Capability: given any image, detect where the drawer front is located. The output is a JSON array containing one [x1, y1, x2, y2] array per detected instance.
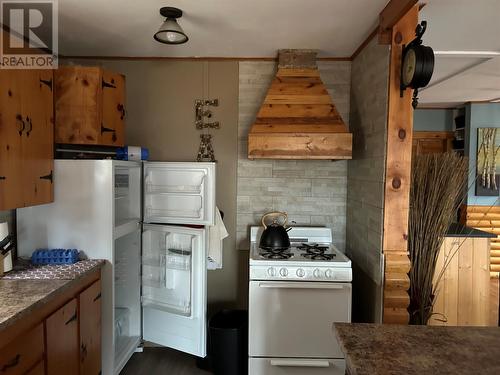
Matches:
[[249, 358, 345, 375], [0, 324, 44, 375], [249, 281, 351, 358]]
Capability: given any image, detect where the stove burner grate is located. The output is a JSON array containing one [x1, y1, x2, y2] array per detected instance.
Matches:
[[298, 243, 335, 260], [259, 248, 292, 260]]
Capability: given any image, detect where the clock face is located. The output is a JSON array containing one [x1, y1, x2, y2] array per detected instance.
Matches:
[[402, 48, 417, 87]]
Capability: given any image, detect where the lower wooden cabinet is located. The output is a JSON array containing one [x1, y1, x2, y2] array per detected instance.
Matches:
[[0, 272, 102, 375], [79, 280, 102, 375], [0, 323, 44, 374], [46, 298, 79, 375]]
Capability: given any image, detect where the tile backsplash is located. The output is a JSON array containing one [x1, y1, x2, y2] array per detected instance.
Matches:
[[237, 61, 351, 251]]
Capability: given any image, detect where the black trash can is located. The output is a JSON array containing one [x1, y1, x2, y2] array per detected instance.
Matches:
[[209, 309, 248, 375]]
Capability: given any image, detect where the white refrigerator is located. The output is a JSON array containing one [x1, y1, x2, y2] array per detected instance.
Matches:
[[17, 159, 216, 375]]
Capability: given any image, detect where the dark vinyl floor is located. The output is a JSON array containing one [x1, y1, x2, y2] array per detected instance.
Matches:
[[120, 347, 212, 375]]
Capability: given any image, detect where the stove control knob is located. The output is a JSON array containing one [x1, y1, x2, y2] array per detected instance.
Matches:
[[313, 268, 321, 278], [267, 267, 276, 277], [325, 269, 333, 279], [280, 268, 288, 277], [296, 268, 305, 278]]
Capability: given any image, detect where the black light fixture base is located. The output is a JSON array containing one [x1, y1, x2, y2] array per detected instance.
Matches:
[[160, 6, 182, 19]]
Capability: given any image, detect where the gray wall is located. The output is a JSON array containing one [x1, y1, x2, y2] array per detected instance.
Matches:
[[237, 61, 351, 252], [465, 103, 500, 206], [414, 109, 453, 132], [346, 38, 390, 323]]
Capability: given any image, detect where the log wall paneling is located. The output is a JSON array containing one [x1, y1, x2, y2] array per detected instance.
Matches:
[[430, 237, 491, 326], [382, 5, 418, 324], [461, 205, 500, 276]]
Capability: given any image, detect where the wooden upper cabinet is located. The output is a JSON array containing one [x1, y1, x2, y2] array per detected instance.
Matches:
[[0, 69, 54, 210], [55, 66, 125, 146], [46, 298, 79, 375], [412, 131, 454, 155], [79, 280, 102, 375]]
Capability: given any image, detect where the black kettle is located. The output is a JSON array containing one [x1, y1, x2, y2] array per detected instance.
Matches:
[[259, 212, 291, 250]]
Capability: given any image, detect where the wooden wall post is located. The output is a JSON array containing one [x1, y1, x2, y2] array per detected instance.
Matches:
[[382, 5, 419, 324]]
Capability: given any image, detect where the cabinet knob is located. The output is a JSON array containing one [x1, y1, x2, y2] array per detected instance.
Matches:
[[101, 124, 117, 142], [102, 79, 116, 89], [16, 114, 25, 136], [40, 78, 53, 90], [25, 116, 32, 137], [1, 354, 20, 371], [0, 176, 5, 180], [65, 310, 78, 325], [40, 170, 53, 183]]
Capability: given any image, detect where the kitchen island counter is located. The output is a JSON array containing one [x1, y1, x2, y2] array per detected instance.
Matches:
[[334, 323, 500, 375]]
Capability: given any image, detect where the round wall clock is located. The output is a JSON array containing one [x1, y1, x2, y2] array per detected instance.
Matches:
[[400, 21, 435, 108]]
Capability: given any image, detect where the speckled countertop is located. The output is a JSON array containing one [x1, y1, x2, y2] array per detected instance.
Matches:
[[334, 323, 500, 375], [0, 260, 104, 333]]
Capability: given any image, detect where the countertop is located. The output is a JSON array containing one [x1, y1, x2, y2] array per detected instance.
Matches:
[[0, 259, 103, 333], [334, 323, 500, 375], [446, 223, 496, 238]]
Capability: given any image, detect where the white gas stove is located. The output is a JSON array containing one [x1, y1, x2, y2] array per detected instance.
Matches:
[[249, 226, 352, 282], [248, 226, 352, 375]]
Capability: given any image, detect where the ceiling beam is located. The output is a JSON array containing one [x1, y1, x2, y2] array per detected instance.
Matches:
[[379, 0, 418, 30]]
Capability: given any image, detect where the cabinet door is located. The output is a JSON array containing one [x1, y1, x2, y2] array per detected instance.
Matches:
[[21, 69, 54, 207], [46, 298, 79, 375], [101, 69, 125, 146], [79, 280, 102, 375], [55, 66, 101, 144], [0, 70, 24, 209], [143, 162, 216, 225], [142, 224, 207, 357], [0, 323, 44, 375]]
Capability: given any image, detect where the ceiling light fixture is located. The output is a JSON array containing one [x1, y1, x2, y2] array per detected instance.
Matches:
[[154, 7, 188, 45]]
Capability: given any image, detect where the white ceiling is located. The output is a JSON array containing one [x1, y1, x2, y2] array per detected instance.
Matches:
[[58, 0, 388, 57], [419, 0, 500, 107]]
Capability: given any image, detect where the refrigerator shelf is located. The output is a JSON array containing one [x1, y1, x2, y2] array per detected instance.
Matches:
[[114, 219, 140, 240], [142, 297, 191, 316], [145, 183, 203, 195], [145, 208, 203, 219]]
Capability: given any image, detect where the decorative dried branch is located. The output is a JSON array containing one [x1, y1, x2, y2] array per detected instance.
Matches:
[[408, 152, 468, 325]]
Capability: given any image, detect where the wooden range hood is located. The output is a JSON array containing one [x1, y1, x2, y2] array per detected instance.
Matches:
[[248, 49, 352, 160]]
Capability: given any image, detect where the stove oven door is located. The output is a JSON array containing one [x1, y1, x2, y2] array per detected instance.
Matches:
[[249, 280, 351, 358]]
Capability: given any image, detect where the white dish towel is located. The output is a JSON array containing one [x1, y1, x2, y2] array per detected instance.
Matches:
[[207, 207, 228, 270]]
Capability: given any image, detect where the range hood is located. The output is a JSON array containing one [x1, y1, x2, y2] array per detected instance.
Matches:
[[248, 49, 352, 160]]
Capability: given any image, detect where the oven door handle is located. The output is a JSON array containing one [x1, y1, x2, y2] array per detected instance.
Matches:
[[258, 282, 345, 290], [270, 359, 331, 368]]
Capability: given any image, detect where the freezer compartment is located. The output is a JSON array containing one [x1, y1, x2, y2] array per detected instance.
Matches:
[[114, 164, 141, 229], [143, 162, 215, 225], [142, 227, 195, 316], [249, 358, 345, 375], [249, 281, 351, 358], [144, 169, 206, 194], [144, 194, 203, 222]]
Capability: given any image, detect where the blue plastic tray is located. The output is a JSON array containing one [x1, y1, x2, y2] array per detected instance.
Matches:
[[31, 249, 80, 265]]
